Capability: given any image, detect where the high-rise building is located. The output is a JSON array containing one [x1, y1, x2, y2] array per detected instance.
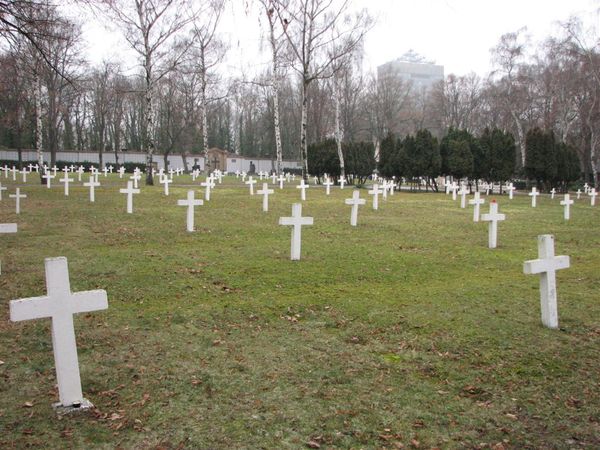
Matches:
[[377, 50, 444, 91]]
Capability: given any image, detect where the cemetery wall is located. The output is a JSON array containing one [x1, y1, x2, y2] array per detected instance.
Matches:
[[0, 149, 301, 172]]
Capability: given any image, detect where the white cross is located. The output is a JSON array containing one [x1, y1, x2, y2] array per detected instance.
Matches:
[[480, 200, 505, 249], [118, 167, 125, 178], [28, 164, 35, 172], [323, 178, 334, 195], [21, 168, 28, 183], [388, 180, 397, 195], [9, 188, 26, 214], [42, 171, 55, 188], [241, 172, 247, 182], [2, 165, 8, 177], [83, 176, 101, 202], [589, 188, 597, 206], [286, 173, 291, 182], [271, 173, 277, 184], [245, 176, 257, 195], [279, 203, 313, 260], [560, 194, 574, 220], [168, 168, 175, 179], [523, 235, 570, 329], [459, 185, 469, 208], [338, 177, 346, 189], [258, 171, 264, 180], [297, 179, 309, 200], [130, 172, 141, 189], [505, 182, 515, 200], [60, 173, 74, 196], [528, 187, 540, 207], [177, 190, 203, 232], [257, 183, 274, 212], [0, 182, 7, 200], [313, 176, 318, 185], [381, 180, 389, 201], [576, 189, 581, 200], [160, 176, 172, 196], [584, 182, 589, 193], [235, 170, 241, 179], [51, 165, 58, 176], [550, 188, 556, 199], [11, 166, 17, 181], [277, 174, 285, 190], [201, 177, 214, 201], [102, 167, 109, 177], [450, 182, 458, 201], [10, 257, 108, 407], [368, 183, 383, 210], [345, 190, 366, 226], [77, 166, 85, 182], [444, 180, 451, 194], [468, 191, 485, 222], [108, 165, 114, 173], [120, 181, 140, 213]]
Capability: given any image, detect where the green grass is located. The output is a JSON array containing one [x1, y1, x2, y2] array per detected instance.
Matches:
[[1, 174, 599, 449]]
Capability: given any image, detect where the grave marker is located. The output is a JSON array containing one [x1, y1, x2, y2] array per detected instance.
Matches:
[[257, 183, 274, 212], [10, 257, 108, 409], [345, 190, 366, 226], [368, 183, 383, 210], [468, 191, 485, 222], [60, 173, 74, 196], [560, 194, 573, 220], [279, 203, 313, 260], [177, 190, 203, 232], [120, 181, 140, 213], [589, 188, 597, 206], [338, 176, 346, 189], [0, 182, 6, 200], [505, 182, 515, 200], [160, 176, 172, 196], [523, 235, 570, 329], [42, 171, 55, 188], [323, 178, 334, 195], [83, 176, 100, 202], [9, 188, 26, 214], [297, 179, 309, 201], [480, 200, 505, 249], [529, 187, 540, 207], [245, 176, 257, 195], [459, 185, 469, 208]]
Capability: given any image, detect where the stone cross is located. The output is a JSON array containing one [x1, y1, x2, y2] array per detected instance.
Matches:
[[60, 173, 74, 196], [323, 178, 334, 195], [9, 188, 26, 214], [118, 167, 125, 178], [313, 176, 318, 185], [505, 182, 515, 200], [235, 170, 241, 179], [286, 173, 291, 182], [480, 200, 505, 249], [297, 179, 309, 201], [11, 166, 17, 180], [550, 188, 556, 199], [560, 194, 574, 220], [77, 166, 85, 182], [102, 167, 109, 177], [368, 183, 383, 210], [130, 172, 141, 189], [589, 188, 597, 206], [576, 189, 581, 200], [51, 165, 58, 176], [120, 181, 140, 213], [108, 165, 114, 173], [257, 183, 274, 212], [584, 182, 589, 193], [338, 176, 346, 189], [21, 168, 28, 183], [468, 191, 485, 222], [523, 235, 570, 329], [381, 180, 388, 201], [450, 182, 458, 200], [345, 190, 366, 226], [241, 172, 247, 182], [270, 173, 277, 184], [277, 174, 285, 190], [459, 185, 469, 208], [0, 182, 7, 200], [160, 176, 172, 196], [83, 176, 100, 202], [245, 176, 257, 195], [10, 257, 108, 408], [279, 203, 313, 260], [42, 171, 55, 188], [388, 180, 397, 195], [444, 180, 451, 194], [201, 177, 214, 201], [177, 190, 203, 232], [168, 168, 175, 179], [528, 187, 540, 207]]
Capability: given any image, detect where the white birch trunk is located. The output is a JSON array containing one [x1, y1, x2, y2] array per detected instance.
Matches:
[[35, 73, 44, 180], [300, 79, 309, 181], [333, 78, 345, 179]]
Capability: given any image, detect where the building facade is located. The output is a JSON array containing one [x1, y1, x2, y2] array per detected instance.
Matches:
[[377, 50, 444, 91]]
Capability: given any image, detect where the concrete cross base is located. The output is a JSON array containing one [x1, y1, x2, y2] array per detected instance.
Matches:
[[53, 398, 94, 416]]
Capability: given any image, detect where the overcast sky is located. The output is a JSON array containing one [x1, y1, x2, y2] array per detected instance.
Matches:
[[77, 0, 598, 78]]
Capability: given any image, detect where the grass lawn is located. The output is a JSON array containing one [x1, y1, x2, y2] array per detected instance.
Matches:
[[0, 174, 599, 449]]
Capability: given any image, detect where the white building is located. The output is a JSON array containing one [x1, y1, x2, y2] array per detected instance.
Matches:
[[377, 50, 444, 91]]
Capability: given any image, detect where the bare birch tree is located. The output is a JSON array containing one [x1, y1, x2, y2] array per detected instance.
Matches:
[[94, 0, 197, 184], [274, 0, 371, 180]]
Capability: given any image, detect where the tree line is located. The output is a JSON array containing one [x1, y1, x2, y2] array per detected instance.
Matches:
[[0, 1, 598, 187]]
